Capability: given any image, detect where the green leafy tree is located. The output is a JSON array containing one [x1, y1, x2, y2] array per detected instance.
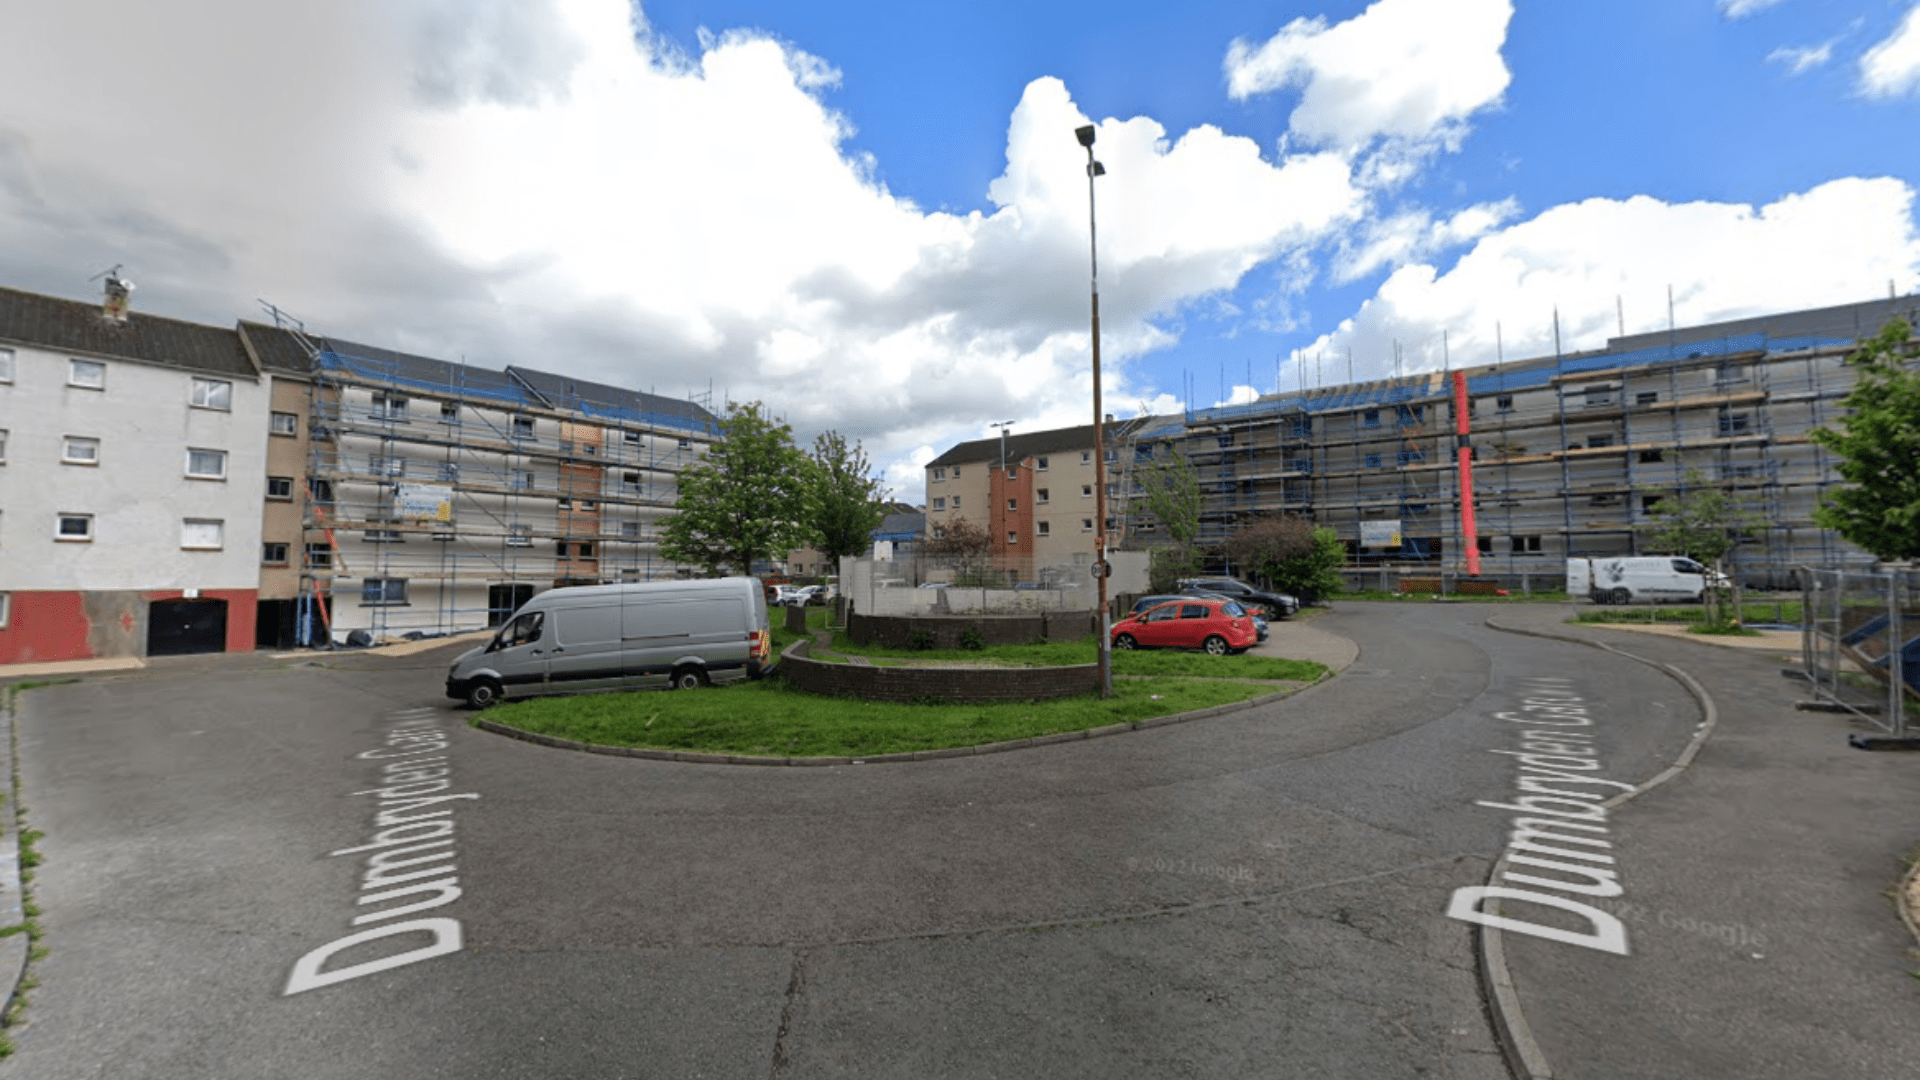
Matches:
[[1264, 525, 1346, 604], [1222, 515, 1315, 581], [1809, 318, 1920, 563], [1147, 543, 1204, 593], [809, 430, 889, 567], [924, 516, 994, 585], [1137, 441, 1204, 545], [1639, 467, 1763, 625], [659, 401, 814, 577]]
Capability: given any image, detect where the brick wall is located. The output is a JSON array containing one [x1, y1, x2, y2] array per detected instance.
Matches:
[[848, 612, 1094, 649], [779, 653, 1097, 703]]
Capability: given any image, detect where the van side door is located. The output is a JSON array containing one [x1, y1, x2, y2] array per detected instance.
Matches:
[[546, 604, 627, 691]]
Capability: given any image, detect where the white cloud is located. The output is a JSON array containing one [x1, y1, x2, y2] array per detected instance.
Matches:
[[1333, 198, 1519, 283], [1860, 3, 1920, 98], [1224, 0, 1514, 156], [0, 0, 1373, 510], [1767, 42, 1833, 75], [1719, 0, 1790, 18], [1300, 178, 1920, 383]]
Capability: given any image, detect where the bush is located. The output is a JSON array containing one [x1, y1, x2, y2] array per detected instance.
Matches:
[[908, 628, 936, 651], [959, 629, 986, 651], [1265, 526, 1346, 604], [1148, 543, 1204, 593]]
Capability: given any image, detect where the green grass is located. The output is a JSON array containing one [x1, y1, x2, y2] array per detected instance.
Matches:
[[1574, 599, 1805, 626], [822, 633, 1326, 682], [1341, 588, 1572, 602], [481, 674, 1300, 758], [1687, 623, 1762, 636]]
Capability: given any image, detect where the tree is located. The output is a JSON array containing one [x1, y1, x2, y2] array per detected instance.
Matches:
[[1809, 317, 1920, 563], [1639, 467, 1763, 625], [923, 516, 995, 585], [809, 430, 889, 570], [1263, 525, 1347, 604], [659, 401, 814, 577], [1137, 442, 1204, 545], [1221, 515, 1315, 581]]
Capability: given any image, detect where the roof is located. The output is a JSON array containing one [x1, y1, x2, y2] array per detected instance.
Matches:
[[875, 511, 925, 540], [0, 284, 257, 379], [237, 320, 315, 375], [928, 423, 1103, 468], [506, 366, 719, 435]]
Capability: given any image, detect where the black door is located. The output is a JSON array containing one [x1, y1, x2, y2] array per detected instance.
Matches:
[[487, 584, 535, 626], [148, 599, 228, 657], [255, 599, 298, 649]]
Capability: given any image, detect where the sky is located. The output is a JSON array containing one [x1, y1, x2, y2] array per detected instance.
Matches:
[[3, 0, 1919, 504]]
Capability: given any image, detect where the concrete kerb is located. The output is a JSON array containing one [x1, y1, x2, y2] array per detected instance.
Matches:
[[469, 630, 1355, 767], [0, 687, 35, 1034], [1475, 615, 1725, 1080]]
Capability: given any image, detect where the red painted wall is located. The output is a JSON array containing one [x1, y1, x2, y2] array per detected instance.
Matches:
[[0, 591, 93, 665]]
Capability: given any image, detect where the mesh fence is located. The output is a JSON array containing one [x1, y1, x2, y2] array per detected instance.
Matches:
[[1800, 567, 1918, 736]]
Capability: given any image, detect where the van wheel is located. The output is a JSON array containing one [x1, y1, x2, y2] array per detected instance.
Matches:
[[465, 678, 502, 710], [1203, 635, 1229, 656], [1609, 588, 1631, 605], [669, 666, 708, 691]]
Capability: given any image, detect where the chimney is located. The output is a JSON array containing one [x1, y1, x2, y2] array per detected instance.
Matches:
[[102, 267, 134, 324]]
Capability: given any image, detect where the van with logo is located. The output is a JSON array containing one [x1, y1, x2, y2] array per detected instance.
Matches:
[[1567, 557, 1728, 604], [445, 577, 772, 708]]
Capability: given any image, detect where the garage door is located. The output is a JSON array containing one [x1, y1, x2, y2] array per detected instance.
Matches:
[[148, 598, 228, 656]]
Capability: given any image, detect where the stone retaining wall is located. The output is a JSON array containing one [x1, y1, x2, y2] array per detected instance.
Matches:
[[847, 611, 1095, 649], [778, 647, 1097, 703]]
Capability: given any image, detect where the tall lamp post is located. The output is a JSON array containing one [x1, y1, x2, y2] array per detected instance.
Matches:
[[1076, 123, 1112, 698]]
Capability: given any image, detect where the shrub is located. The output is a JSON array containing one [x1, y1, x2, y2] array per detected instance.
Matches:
[[959, 629, 986, 651], [908, 628, 936, 651]]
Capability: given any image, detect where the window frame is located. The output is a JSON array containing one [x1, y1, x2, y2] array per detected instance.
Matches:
[[68, 359, 106, 389], [189, 377, 233, 411], [56, 513, 94, 542], [262, 542, 290, 565], [270, 411, 299, 437], [62, 435, 101, 465], [266, 476, 295, 500], [185, 447, 229, 480], [361, 577, 410, 607], [181, 518, 225, 550], [0, 591, 8, 629], [0, 348, 13, 383]]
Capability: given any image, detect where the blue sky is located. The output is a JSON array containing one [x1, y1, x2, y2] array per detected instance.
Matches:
[[2, 0, 1918, 500]]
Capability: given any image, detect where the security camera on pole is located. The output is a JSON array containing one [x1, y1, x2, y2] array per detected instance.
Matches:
[[1075, 123, 1112, 699]]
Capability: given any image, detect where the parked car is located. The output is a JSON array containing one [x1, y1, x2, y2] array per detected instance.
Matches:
[[769, 585, 805, 607], [1111, 598, 1258, 655], [446, 577, 772, 708], [1130, 593, 1267, 642], [1177, 577, 1300, 619]]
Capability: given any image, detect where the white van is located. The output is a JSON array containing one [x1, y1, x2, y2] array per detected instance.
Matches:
[[445, 578, 772, 708], [1568, 557, 1728, 604]]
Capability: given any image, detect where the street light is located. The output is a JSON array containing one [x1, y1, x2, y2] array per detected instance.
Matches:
[[1076, 123, 1112, 698]]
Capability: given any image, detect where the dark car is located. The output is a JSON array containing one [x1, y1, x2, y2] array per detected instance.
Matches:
[[1131, 593, 1268, 642], [1177, 577, 1299, 619]]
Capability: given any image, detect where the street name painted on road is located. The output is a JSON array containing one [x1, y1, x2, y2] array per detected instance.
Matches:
[[1446, 676, 1638, 955], [285, 709, 481, 994]]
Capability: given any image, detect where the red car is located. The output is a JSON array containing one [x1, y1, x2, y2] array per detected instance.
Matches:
[[1111, 599, 1257, 655]]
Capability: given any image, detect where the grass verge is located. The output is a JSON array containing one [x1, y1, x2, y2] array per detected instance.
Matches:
[[1574, 598, 1804, 626], [480, 672, 1309, 758], [822, 633, 1326, 682], [0, 682, 61, 1058], [1340, 589, 1572, 603]]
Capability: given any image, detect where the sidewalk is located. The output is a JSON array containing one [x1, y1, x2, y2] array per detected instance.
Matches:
[[1483, 606, 1920, 1079], [0, 630, 492, 683]]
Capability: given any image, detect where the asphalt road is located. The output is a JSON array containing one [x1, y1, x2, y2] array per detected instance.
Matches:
[[6, 605, 1705, 1079]]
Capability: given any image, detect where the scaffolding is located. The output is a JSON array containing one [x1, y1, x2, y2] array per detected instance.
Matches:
[[297, 341, 718, 642], [1113, 301, 1920, 587]]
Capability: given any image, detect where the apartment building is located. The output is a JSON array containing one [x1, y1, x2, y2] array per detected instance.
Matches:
[[924, 295, 1918, 587], [925, 424, 1123, 563], [0, 284, 269, 663], [0, 280, 720, 660]]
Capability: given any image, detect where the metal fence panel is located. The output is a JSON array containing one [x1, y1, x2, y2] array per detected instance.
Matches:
[[1800, 567, 1916, 737]]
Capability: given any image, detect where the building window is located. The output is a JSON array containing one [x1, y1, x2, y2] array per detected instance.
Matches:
[[267, 476, 295, 500], [63, 435, 101, 465], [1642, 494, 1664, 513], [1510, 535, 1543, 554], [0, 592, 8, 628], [1218, 434, 1235, 448], [932, 526, 946, 539], [677, 437, 692, 449], [190, 378, 233, 411], [576, 542, 596, 558], [1586, 436, 1613, 449], [1006, 466, 1018, 480], [364, 517, 404, 542], [580, 500, 598, 510], [621, 521, 641, 537], [262, 542, 290, 565], [1364, 453, 1382, 469], [367, 455, 404, 478], [57, 513, 94, 541], [623, 429, 642, 444], [1718, 410, 1751, 435], [271, 411, 298, 437], [183, 448, 227, 480], [1635, 391, 1659, 406], [1007, 531, 1018, 545], [181, 519, 224, 550], [556, 541, 569, 556], [1036, 456, 1049, 471], [362, 578, 409, 606], [513, 470, 535, 490], [0, 428, 7, 463], [1037, 521, 1051, 537], [1398, 449, 1426, 466], [1496, 394, 1513, 411], [1081, 484, 1092, 498], [69, 359, 106, 389], [371, 393, 408, 420], [1363, 409, 1380, 428], [1007, 498, 1017, 511], [1037, 488, 1049, 504], [0, 348, 12, 383], [1395, 404, 1424, 425], [513, 416, 535, 437], [557, 497, 572, 509], [1581, 386, 1614, 408], [1476, 536, 1494, 554], [1081, 451, 1092, 465], [309, 479, 333, 505], [441, 402, 459, 421], [1291, 457, 1312, 474], [932, 467, 946, 481], [1638, 449, 1664, 463], [951, 496, 961, 508], [507, 524, 533, 547], [952, 466, 962, 478], [1082, 518, 1094, 532], [304, 542, 333, 568], [932, 497, 946, 510]]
